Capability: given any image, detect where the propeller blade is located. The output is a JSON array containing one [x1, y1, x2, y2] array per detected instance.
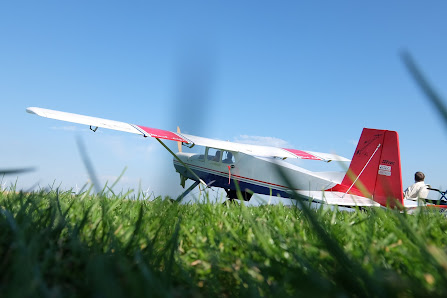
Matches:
[[177, 126, 182, 153]]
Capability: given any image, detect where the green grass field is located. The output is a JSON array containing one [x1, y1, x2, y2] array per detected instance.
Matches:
[[1, 187, 447, 297]]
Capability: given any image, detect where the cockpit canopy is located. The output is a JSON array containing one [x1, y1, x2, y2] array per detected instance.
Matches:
[[198, 147, 236, 164]]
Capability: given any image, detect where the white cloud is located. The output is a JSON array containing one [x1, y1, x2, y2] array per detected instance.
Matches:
[[348, 139, 358, 146], [50, 125, 102, 133], [99, 174, 133, 184], [233, 135, 290, 147], [89, 134, 160, 162], [50, 125, 80, 132]]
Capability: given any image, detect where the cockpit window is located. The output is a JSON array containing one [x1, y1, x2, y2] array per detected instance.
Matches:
[[207, 148, 221, 162], [198, 147, 205, 160], [222, 151, 236, 164]]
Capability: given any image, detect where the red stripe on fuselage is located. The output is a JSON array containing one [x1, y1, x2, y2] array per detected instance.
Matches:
[[427, 205, 447, 209]]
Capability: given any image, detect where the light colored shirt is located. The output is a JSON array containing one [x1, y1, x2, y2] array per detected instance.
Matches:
[[404, 181, 429, 200]]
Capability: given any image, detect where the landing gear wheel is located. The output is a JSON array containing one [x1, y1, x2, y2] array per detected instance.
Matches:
[[224, 189, 252, 202]]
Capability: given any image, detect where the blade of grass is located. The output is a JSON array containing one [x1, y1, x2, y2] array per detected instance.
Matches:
[[401, 51, 447, 131], [76, 136, 101, 194], [275, 163, 384, 297]]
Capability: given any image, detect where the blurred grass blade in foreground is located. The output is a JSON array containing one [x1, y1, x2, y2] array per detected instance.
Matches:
[[274, 163, 383, 297], [0, 167, 35, 175], [401, 51, 447, 132], [76, 136, 101, 194]]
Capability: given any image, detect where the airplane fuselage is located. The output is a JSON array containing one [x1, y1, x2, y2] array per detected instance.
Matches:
[[173, 149, 342, 199]]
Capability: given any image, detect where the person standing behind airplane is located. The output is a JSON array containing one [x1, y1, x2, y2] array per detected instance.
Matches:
[[404, 171, 429, 200]]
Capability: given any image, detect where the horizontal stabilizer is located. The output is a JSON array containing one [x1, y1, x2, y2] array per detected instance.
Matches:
[[296, 190, 381, 207]]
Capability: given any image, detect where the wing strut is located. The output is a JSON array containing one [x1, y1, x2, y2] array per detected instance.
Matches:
[[176, 180, 200, 202], [155, 138, 207, 187]]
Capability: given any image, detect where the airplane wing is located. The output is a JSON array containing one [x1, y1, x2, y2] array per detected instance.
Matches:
[[26, 107, 350, 162]]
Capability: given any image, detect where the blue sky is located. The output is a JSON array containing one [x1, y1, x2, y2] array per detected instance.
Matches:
[[1, 1, 446, 201]]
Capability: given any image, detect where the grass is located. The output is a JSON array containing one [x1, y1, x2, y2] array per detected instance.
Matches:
[[2, 186, 447, 297]]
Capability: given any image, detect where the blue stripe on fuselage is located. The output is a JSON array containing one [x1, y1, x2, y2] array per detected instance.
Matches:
[[174, 162, 291, 198]]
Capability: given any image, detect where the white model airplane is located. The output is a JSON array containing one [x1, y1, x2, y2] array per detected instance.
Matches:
[[26, 107, 445, 210]]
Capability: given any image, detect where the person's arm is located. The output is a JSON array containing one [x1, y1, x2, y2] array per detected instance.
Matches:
[[404, 184, 418, 200]]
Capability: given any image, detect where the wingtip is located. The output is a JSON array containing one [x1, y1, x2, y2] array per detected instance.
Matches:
[[26, 107, 46, 117], [26, 107, 36, 114]]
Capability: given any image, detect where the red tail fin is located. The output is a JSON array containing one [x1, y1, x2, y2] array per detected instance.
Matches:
[[330, 128, 403, 208]]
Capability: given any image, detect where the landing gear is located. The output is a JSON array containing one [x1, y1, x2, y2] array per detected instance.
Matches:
[[224, 189, 252, 202]]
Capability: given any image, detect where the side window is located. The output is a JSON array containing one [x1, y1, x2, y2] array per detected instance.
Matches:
[[222, 151, 235, 164], [198, 147, 205, 161], [207, 148, 222, 162]]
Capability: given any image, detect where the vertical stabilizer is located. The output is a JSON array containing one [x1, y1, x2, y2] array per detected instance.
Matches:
[[330, 128, 403, 208]]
